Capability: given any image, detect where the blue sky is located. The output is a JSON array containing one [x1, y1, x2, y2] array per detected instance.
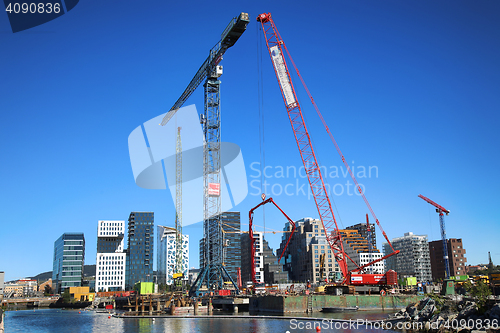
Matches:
[[1, 1, 499, 281]]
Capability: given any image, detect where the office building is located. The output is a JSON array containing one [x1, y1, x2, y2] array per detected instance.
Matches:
[[241, 232, 288, 285], [383, 232, 432, 283], [96, 220, 126, 292], [429, 238, 467, 280], [52, 233, 85, 293], [262, 238, 289, 284], [346, 222, 377, 251], [339, 229, 385, 274], [277, 217, 341, 284], [241, 231, 264, 284], [17, 279, 37, 296], [199, 211, 241, 283], [126, 212, 154, 289], [157, 225, 189, 285], [4, 284, 23, 297]]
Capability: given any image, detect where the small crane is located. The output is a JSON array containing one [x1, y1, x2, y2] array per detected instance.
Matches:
[[418, 194, 451, 279]]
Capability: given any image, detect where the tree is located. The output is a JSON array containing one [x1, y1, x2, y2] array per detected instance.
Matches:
[[62, 288, 72, 303], [44, 284, 52, 296], [464, 280, 492, 313]]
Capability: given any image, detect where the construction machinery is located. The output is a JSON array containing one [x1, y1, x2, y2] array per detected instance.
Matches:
[[248, 196, 296, 285], [256, 12, 399, 292], [160, 12, 249, 297], [418, 194, 451, 279]]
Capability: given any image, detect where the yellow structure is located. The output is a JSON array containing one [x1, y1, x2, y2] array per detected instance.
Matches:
[[69, 286, 94, 301]]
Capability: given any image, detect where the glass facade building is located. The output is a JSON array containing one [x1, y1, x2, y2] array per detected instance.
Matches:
[[52, 233, 85, 293], [199, 211, 241, 283], [125, 212, 154, 289]]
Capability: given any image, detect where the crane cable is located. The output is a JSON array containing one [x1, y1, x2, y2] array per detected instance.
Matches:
[[287, 54, 345, 229], [256, 22, 266, 235]]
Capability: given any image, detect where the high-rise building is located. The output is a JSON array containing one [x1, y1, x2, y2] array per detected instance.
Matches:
[[346, 223, 377, 251], [241, 232, 288, 285], [277, 217, 340, 284], [383, 232, 432, 283], [241, 231, 264, 284], [338, 229, 385, 274], [429, 238, 467, 280], [126, 212, 154, 289], [157, 225, 189, 285], [96, 220, 126, 292], [0, 271, 5, 296], [199, 211, 241, 283], [262, 238, 289, 284], [52, 233, 85, 293]]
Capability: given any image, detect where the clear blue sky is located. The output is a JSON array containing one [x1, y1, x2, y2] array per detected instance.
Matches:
[[1, 1, 499, 281]]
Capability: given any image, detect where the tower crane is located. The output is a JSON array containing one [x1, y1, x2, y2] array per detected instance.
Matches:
[[418, 194, 451, 279], [173, 127, 183, 283], [159, 12, 249, 297], [256, 13, 399, 288]]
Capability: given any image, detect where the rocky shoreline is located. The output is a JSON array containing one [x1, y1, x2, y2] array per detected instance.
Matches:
[[387, 296, 500, 332]]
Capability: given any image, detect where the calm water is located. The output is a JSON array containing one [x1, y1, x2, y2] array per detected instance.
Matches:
[[5, 308, 402, 332]]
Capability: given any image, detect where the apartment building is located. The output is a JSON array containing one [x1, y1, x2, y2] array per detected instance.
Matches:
[[339, 229, 385, 274], [429, 238, 467, 280], [383, 232, 432, 283]]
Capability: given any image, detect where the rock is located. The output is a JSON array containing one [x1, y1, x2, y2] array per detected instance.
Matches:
[[407, 305, 418, 318], [458, 301, 478, 320], [486, 303, 500, 321], [419, 304, 437, 321]]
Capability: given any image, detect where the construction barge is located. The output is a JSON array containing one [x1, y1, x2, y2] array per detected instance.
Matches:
[[115, 293, 422, 316]]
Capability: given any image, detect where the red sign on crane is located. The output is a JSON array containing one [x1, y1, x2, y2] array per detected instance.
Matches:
[[208, 183, 220, 196]]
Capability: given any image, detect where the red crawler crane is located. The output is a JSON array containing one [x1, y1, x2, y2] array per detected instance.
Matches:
[[256, 12, 399, 288]]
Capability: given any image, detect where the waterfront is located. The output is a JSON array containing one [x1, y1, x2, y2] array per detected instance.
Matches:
[[5, 308, 402, 332]]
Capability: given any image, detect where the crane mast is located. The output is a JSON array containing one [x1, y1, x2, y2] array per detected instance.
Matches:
[[175, 127, 183, 277], [419, 194, 451, 279], [161, 13, 249, 297]]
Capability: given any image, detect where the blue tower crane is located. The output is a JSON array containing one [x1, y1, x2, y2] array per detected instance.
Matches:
[[419, 194, 451, 279], [160, 13, 249, 297]]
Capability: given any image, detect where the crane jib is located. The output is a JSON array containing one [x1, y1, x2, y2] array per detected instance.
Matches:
[[160, 12, 249, 127], [270, 45, 296, 107]]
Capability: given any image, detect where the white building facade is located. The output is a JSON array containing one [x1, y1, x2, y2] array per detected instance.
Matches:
[[96, 220, 126, 292], [157, 225, 189, 285], [383, 232, 432, 283]]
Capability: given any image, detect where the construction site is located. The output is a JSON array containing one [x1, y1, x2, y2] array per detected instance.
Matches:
[[113, 11, 459, 316]]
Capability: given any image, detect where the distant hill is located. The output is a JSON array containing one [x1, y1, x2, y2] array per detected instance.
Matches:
[[30, 265, 96, 282]]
